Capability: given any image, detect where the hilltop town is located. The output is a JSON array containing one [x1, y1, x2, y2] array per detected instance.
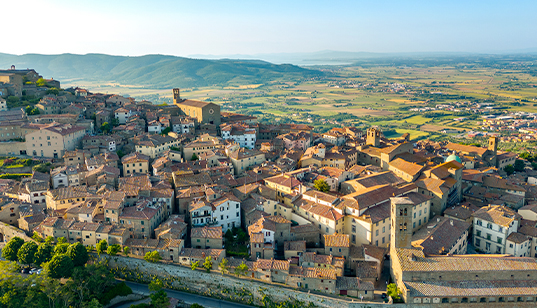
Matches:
[[4, 67, 537, 306]]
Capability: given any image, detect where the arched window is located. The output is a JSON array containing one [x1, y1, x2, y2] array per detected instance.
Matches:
[[399, 209, 403, 216], [399, 223, 403, 231], [404, 208, 408, 216], [403, 223, 407, 231]]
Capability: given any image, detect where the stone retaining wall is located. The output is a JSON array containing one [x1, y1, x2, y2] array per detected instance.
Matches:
[[107, 256, 537, 308]]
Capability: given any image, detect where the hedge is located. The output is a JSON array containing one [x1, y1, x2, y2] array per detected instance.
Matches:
[[0, 173, 32, 180]]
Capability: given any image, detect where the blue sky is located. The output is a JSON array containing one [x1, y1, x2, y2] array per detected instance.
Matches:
[[4, 0, 537, 56]]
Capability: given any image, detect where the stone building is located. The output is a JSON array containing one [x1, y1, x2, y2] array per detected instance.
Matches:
[[389, 196, 537, 305], [173, 88, 221, 126]]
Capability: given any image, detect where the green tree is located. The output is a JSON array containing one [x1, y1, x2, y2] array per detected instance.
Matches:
[[219, 258, 229, 275], [149, 278, 164, 292], [67, 242, 89, 266], [96, 239, 108, 255], [46, 254, 74, 278], [504, 164, 515, 175], [203, 256, 212, 273], [144, 251, 161, 263], [32, 163, 50, 173], [31, 232, 44, 243], [106, 244, 121, 256], [514, 159, 525, 172], [191, 153, 199, 161], [532, 161, 537, 170], [161, 127, 171, 135], [81, 298, 103, 308], [1, 237, 25, 261], [7, 96, 20, 104], [190, 304, 205, 308], [46, 88, 60, 95], [235, 262, 248, 277], [190, 260, 199, 271], [100, 122, 111, 134], [123, 246, 130, 256], [44, 236, 55, 245], [36, 78, 48, 87], [148, 279, 169, 308], [314, 179, 330, 192], [17, 241, 38, 266], [34, 243, 54, 266], [54, 242, 70, 255], [387, 283, 402, 300]]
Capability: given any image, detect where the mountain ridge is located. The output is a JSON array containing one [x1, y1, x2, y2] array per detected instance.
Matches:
[[0, 53, 323, 88]]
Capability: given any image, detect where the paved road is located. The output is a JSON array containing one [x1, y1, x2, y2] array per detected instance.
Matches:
[[120, 280, 255, 308]]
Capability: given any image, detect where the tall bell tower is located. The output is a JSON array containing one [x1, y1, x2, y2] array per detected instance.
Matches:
[[390, 197, 414, 249], [173, 88, 181, 104]]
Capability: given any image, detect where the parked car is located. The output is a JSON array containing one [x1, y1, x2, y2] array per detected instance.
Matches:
[[29, 268, 40, 274], [21, 267, 30, 274]]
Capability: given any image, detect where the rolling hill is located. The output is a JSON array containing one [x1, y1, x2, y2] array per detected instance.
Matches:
[[0, 53, 324, 88]]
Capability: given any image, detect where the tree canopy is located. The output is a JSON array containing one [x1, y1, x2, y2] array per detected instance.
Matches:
[[67, 242, 89, 266], [314, 179, 330, 192], [1, 237, 25, 261], [96, 239, 108, 255], [46, 254, 74, 278], [34, 243, 54, 266], [17, 241, 38, 266], [203, 256, 212, 273], [144, 251, 161, 263]]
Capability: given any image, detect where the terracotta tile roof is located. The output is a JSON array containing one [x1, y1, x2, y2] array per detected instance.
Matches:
[[324, 233, 350, 248], [264, 174, 302, 189], [343, 183, 417, 211], [283, 241, 306, 251], [412, 216, 471, 256], [291, 223, 319, 235], [289, 266, 336, 279], [49, 186, 93, 201], [303, 190, 339, 204], [354, 261, 378, 279], [299, 200, 344, 221], [255, 259, 290, 271], [174, 172, 213, 188], [396, 247, 537, 272], [336, 277, 374, 291], [121, 152, 150, 163], [462, 169, 485, 183], [472, 205, 521, 227], [519, 225, 537, 237], [405, 280, 537, 297], [363, 244, 387, 262], [191, 226, 222, 239], [443, 202, 480, 221], [348, 171, 405, 189], [506, 232, 530, 244], [446, 143, 488, 156], [389, 158, 425, 177]]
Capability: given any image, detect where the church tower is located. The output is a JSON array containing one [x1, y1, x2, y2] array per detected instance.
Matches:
[[173, 88, 182, 104], [487, 136, 498, 154], [390, 197, 414, 249], [366, 128, 381, 147], [487, 136, 498, 167]]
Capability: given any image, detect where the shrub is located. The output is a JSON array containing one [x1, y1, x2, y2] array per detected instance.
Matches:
[[100, 282, 133, 305]]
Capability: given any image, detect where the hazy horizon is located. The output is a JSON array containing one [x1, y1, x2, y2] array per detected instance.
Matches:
[[3, 0, 537, 57]]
